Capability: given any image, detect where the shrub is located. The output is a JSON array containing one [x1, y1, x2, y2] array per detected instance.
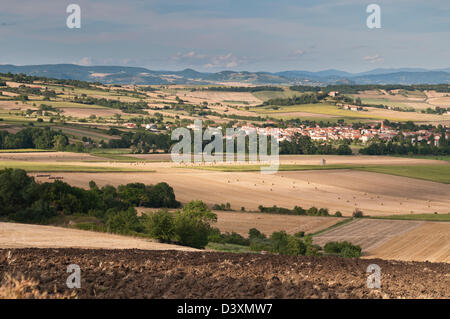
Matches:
[[335, 211, 342, 217], [269, 231, 290, 254], [286, 236, 307, 256], [174, 213, 210, 249], [145, 209, 175, 242], [173, 200, 217, 249], [324, 241, 362, 258], [294, 231, 305, 238], [352, 209, 364, 218], [105, 208, 142, 235], [249, 228, 266, 240], [249, 237, 272, 252]]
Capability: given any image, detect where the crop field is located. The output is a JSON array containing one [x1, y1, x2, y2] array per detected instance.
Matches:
[[1, 249, 448, 298], [37, 165, 450, 217], [369, 222, 450, 262], [252, 103, 450, 123], [214, 212, 344, 237], [313, 219, 450, 263], [0, 223, 195, 251], [197, 163, 450, 183]]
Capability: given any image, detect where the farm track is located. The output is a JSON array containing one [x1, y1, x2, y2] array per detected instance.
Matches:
[[1, 249, 448, 299]]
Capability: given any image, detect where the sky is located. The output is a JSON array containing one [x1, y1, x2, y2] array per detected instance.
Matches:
[[0, 0, 449, 73]]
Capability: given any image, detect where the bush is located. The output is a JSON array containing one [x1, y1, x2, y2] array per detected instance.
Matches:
[[145, 209, 175, 242], [105, 208, 142, 235], [173, 200, 217, 249], [352, 209, 364, 218], [335, 211, 343, 217], [249, 237, 272, 252], [270, 231, 290, 254], [174, 213, 210, 249], [324, 241, 362, 258], [212, 203, 232, 211], [249, 228, 266, 240], [286, 236, 307, 256]]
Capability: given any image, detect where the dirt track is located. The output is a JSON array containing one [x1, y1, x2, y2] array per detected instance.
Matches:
[[1, 249, 448, 299]]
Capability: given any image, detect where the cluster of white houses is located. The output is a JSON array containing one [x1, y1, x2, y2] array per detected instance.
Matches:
[[234, 123, 448, 146], [124, 121, 449, 146]]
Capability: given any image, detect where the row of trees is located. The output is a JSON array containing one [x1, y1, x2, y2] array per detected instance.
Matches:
[[360, 139, 450, 155], [290, 84, 450, 94], [0, 127, 69, 150], [0, 169, 179, 225], [71, 96, 148, 114], [197, 86, 284, 93], [280, 134, 353, 155], [103, 130, 173, 153], [263, 93, 327, 106]]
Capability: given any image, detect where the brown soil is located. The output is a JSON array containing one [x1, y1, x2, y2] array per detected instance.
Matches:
[[0, 249, 448, 299]]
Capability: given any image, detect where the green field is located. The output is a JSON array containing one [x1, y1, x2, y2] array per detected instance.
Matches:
[[252, 88, 300, 102], [42, 101, 110, 109], [195, 164, 450, 183], [206, 242, 253, 253], [89, 152, 143, 162], [360, 165, 450, 184], [392, 155, 450, 162], [251, 103, 406, 121], [371, 213, 450, 222]]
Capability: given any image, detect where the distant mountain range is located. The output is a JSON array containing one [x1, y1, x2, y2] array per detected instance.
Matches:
[[1, 64, 449, 86]]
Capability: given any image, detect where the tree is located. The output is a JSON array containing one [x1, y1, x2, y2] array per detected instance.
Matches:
[[105, 208, 141, 235], [270, 231, 290, 255], [173, 200, 217, 249], [353, 209, 364, 218], [145, 209, 175, 242]]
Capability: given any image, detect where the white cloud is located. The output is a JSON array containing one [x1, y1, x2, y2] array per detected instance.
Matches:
[[74, 57, 92, 66], [363, 54, 384, 63]]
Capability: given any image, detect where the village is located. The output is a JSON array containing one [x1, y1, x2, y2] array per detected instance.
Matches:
[[185, 122, 450, 146]]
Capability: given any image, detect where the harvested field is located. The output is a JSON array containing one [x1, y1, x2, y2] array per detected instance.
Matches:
[[37, 166, 450, 217], [1, 249, 448, 298], [313, 219, 450, 263], [214, 212, 343, 237], [58, 107, 123, 118], [369, 223, 450, 263], [313, 219, 424, 251], [0, 152, 104, 162], [4, 154, 449, 216], [0, 222, 195, 251]]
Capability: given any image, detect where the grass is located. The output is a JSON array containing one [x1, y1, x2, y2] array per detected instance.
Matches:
[[252, 88, 300, 102], [391, 155, 450, 162], [370, 213, 450, 222], [206, 242, 253, 253], [251, 103, 416, 122], [42, 101, 109, 109], [359, 165, 450, 184], [0, 161, 155, 172], [310, 218, 355, 237], [194, 163, 450, 183], [89, 153, 143, 162]]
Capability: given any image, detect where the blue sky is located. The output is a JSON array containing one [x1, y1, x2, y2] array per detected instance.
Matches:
[[0, 0, 449, 72]]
